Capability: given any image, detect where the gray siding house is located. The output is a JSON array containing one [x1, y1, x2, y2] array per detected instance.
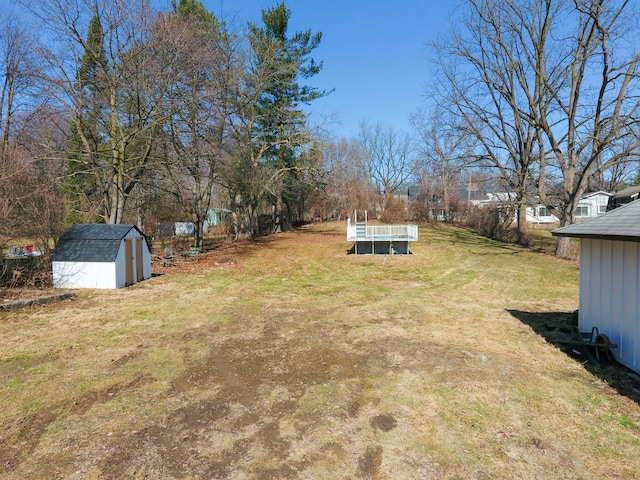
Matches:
[[553, 200, 640, 374]]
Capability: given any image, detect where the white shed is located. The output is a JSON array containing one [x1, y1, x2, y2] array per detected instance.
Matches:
[[53, 224, 152, 289], [553, 200, 640, 374]]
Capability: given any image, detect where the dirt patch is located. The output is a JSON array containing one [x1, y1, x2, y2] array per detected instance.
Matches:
[[99, 329, 375, 479], [357, 445, 383, 479], [370, 413, 397, 432]]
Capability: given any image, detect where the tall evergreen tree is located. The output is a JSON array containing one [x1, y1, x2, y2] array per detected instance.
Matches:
[[77, 15, 108, 90], [247, 2, 328, 230], [172, 0, 215, 22]]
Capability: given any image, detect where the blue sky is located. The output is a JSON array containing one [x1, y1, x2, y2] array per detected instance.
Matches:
[[202, 1, 458, 138]]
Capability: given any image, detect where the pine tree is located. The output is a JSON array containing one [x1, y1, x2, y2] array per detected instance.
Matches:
[[247, 2, 329, 229]]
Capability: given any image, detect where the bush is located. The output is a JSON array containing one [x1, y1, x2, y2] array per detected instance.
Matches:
[[380, 196, 408, 223], [0, 255, 52, 289], [467, 205, 519, 243]]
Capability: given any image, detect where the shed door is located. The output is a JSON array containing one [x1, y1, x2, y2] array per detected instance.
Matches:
[[135, 237, 144, 282], [124, 238, 134, 286]]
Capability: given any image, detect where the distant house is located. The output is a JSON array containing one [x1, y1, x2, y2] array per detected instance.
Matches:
[[165, 209, 233, 237], [527, 191, 611, 224], [575, 191, 612, 221], [607, 185, 640, 211], [206, 208, 232, 226], [53, 224, 151, 289], [174, 222, 196, 236], [469, 190, 516, 208], [526, 204, 558, 224], [468, 186, 611, 225], [552, 200, 640, 374]]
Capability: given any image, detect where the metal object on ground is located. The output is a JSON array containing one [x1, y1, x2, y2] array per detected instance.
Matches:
[[560, 326, 618, 367]]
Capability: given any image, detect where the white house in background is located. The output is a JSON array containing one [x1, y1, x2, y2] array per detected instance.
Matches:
[[468, 189, 611, 225], [53, 224, 151, 289], [574, 191, 612, 222], [528, 191, 612, 224], [526, 204, 558, 224], [469, 191, 516, 208], [552, 199, 640, 374]]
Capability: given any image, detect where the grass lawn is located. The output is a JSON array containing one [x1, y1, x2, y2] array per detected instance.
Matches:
[[527, 226, 580, 258], [1, 222, 639, 479]]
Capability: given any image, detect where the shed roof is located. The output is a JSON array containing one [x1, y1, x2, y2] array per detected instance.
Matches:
[[53, 224, 147, 262], [552, 200, 640, 242]]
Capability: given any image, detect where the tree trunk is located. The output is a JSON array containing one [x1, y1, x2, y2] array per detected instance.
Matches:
[[555, 236, 572, 259], [442, 186, 450, 222], [516, 202, 529, 246], [193, 219, 203, 249], [555, 209, 575, 259]]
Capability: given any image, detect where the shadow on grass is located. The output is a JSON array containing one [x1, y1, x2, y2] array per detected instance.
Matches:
[[426, 225, 524, 255], [508, 309, 640, 405]]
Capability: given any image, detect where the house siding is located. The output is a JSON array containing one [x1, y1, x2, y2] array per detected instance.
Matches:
[[53, 262, 117, 289], [579, 239, 640, 373], [575, 192, 611, 222]]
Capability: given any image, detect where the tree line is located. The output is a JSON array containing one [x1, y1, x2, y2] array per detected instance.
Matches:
[[1, 0, 332, 251]]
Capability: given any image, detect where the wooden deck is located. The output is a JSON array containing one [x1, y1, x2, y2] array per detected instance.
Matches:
[[347, 220, 418, 255]]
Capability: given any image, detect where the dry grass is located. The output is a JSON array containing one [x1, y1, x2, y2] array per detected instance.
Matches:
[[527, 226, 580, 258], [1, 222, 639, 479]]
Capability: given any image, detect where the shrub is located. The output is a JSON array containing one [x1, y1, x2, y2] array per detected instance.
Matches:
[[467, 205, 519, 243]]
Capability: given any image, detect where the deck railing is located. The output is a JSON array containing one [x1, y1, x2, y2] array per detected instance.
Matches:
[[347, 223, 418, 242]]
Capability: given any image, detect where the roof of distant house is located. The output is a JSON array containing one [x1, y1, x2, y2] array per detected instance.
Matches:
[[581, 190, 613, 199], [552, 199, 640, 242], [611, 185, 640, 201]]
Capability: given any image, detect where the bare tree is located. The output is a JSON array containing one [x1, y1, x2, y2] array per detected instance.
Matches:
[[412, 107, 474, 221], [312, 135, 376, 220], [589, 158, 639, 192], [151, 5, 240, 248], [20, 0, 171, 225], [0, 101, 67, 289], [534, 0, 640, 257], [433, 0, 640, 256], [358, 122, 417, 213], [0, 10, 38, 157], [0, 7, 64, 258], [12, 104, 67, 250], [432, 0, 549, 244]]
